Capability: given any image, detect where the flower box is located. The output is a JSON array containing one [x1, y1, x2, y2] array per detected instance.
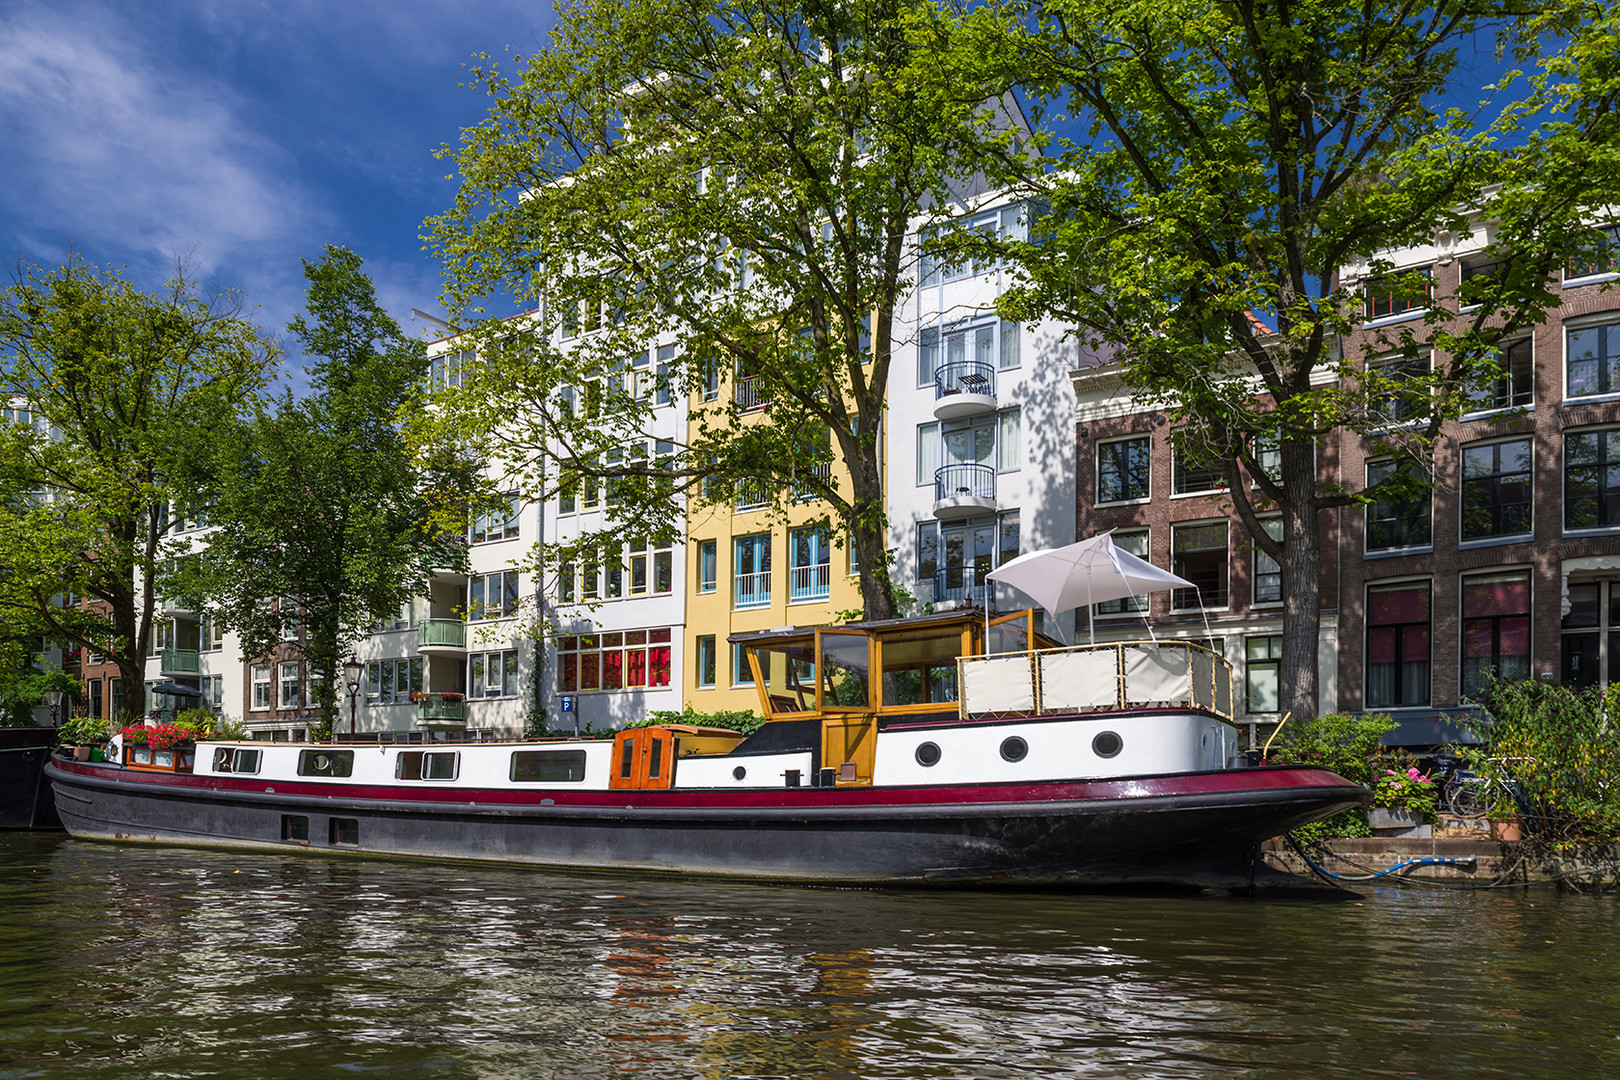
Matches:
[[1369, 807, 1432, 838], [123, 743, 196, 773]]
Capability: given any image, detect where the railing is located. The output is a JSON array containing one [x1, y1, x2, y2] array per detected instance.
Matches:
[[957, 641, 1234, 721], [735, 375, 768, 412], [934, 463, 995, 503], [935, 360, 996, 401], [418, 619, 467, 649], [735, 570, 772, 609], [933, 565, 990, 608], [792, 463, 831, 502], [160, 649, 200, 674], [416, 694, 468, 723], [789, 563, 831, 602]]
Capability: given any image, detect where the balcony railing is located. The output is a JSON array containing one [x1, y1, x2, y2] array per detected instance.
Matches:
[[789, 563, 831, 603], [792, 462, 832, 502], [933, 565, 991, 609], [418, 619, 467, 649], [415, 694, 468, 724], [735, 570, 772, 609], [160, 649, 200, 674], [932, 464, 997, 523], [935, 361, 996, 404], [735, 374, 769, 412]]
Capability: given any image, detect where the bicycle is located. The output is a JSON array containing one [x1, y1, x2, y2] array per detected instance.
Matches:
[[1441, 756, 1530, 819]]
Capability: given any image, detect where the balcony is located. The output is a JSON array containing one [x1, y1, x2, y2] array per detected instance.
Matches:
[[415, 693, 467, 725], [933, 361, 996, 421], [789, 562, 831, 603], [932, 463, 997, 521], [735, 570, 772, 609], [735, 374, 769, 412], [160, 596, 198, 619], [933, 565, 991, 610], [160, 649, 200, 675], [425, 537, 470, 581], [417, 618, 468, 654]]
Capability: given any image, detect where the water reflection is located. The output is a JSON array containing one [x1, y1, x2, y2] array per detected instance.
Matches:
[[1, 834, 1617, 1078]]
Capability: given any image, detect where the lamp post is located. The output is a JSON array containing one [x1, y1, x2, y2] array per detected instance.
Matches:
[[44, 687, 63, 729], [343, 657, 363, 740]]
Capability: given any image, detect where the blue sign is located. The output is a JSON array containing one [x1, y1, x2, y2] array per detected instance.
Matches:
[[560, 695, 575, 714]]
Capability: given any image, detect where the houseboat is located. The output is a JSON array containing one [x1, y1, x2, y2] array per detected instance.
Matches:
[[45, 607, 1365, 889]]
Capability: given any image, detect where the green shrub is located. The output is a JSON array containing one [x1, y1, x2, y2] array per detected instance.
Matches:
[[57, 716, 109, 745], [635, 705, 767, 736], [1268, 711, 1394, 787]]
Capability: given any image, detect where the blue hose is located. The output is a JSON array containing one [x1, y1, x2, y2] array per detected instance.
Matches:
[[1285, 833, 1478, 883]]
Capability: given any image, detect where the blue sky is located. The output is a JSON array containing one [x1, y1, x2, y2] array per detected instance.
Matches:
[[0, 0, 559, 372]]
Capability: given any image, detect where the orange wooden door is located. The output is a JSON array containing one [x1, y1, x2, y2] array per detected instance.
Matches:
[[608, 728, 675, 790]]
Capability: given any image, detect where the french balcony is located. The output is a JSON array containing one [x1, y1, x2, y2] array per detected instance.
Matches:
[[933, 361, 997, 420], [735, 570, 772, 609], [932, 463, 997, 521], [414, 693, 467, 725], [789, 562, 831, 603], [933, 565, 992, 610], [417, 618, 468, 655], [159, 648, 200, 675], [735, 374, 769, 412]]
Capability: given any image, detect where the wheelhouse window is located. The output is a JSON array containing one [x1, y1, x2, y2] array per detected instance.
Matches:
[[510, 749, 588, 783], [1461, 439, 1532, 541], [1366, 582, 1431, 709], [1171, 521, 1228, 610], [1363, 267, 1432, 320], [1095, 528, 1149, 616], [1567, 320, 1620, 399], [1564, 428, 1620, 530], [1464, 339, 1533, 412], [1366, 459, 1432, 551], [396, 751, 460, 781], [297, 750, 354, 778], [1461, 572, 1531, 699], [1097, 436, 1150, 503]]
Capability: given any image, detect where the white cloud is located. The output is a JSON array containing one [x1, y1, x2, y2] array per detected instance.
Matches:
[[0, 3, 322, 275]]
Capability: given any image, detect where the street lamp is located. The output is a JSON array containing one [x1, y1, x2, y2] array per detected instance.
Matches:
[[44, 687, 63, 728], [343, 656, 363, 740], [342, 656, 364, 739]]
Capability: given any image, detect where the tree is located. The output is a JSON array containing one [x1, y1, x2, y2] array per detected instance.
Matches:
[[422, 0, 1017, 619], [946, 0, 1620, 716], [166, 246, 443, 738], [0, 257, 275, 724]]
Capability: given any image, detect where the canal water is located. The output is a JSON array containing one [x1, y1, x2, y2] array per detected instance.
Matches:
[[1, 834, 1616, 1079]]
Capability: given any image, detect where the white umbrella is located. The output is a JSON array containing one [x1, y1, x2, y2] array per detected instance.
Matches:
[[986, 532, 1199, 643]]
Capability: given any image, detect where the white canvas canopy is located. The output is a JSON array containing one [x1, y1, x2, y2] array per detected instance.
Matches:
[[985, 532, 1204, 643]]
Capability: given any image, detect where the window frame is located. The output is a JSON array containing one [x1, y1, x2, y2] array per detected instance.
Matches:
[[1460, 569, 1532, 700], [1365, 459, 1433, 553], [1460, 436, 1533, 543], [1566, 318, 1620, 401], [1365, 579, 1433, 710], [1096, 435, 1151, 505], [1170, 520, 1229, 611], [1563, 426, 1620, 533]]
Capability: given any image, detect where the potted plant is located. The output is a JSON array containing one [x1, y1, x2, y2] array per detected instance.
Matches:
[[57, 717, 110, 761], [1370, 767, 1439, 832]]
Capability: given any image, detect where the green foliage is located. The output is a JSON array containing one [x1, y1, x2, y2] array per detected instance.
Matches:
[[0, 255, 274, 722], [56, 716, 108, 745], [1374, 767, 1441, 822], [210, 715, 247, 740], [1270, 712, 1396, 788], [638, 704, 766, 736], [1466, 679, 1620, 842], [0, 665, 82, 728]]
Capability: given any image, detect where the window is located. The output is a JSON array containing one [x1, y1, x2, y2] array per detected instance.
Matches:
[[1363, 267, 1432, 320], [701, 361, 720, 401], [1461, 571, 1531, 699], [397, 751, 460, 781], [917, 327, 939, 387], [1567, 320, 1620, 399], [1252, 519, 1283, 605], [555, 630, 672, 692], [330, 819, 359, 846], [626, 537, 672, 596], [1566, 224, 1620, 280], [1465, 339, 1533, 412], [996, 408, 1021, 472], [999, 319, 1020, 370], [1561, 582, 1620, 688], [250, 664, 271, 711], [297, 750, 354, 778], [1564, 428, 1620, 530], [469, 569, 520, 620], [1097, 436, 1150, 503], [789, 527, 831, 603], [1245, 636, 1283, 713], [430, 350, 470, 389], [1366, 582, 1431, 708], [735, 477, 769, 511], [916, 422, 941, 486], [696, 635, 717, 688], [471, 494, 520, 543], [656, 344, 676, 405], [919, 205, 1020, 285], [510, 750, 588, 783], [697, 540, 717, 593], [1172, 522, 1228, 609], [733, 642, 755, 686], [201, 674, 223, 710], [470, 649, 519, 698], [735, 534, 771, 609], [200, 616, 224, 652], [1096, 529, 1150, 616], [1461, 439, 1532, 541], [213, 747, 260, 774], [1172, 439, 1225, 495], [1369, 353, 1429, 424], [365, 658, 422, 705], [1366, 459, 1432, 551]]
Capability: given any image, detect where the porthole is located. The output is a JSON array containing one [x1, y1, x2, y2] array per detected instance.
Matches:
[[732, 766, 747, 781], [999, 736, 1028, 763], [1092, 731, 1123, 759], [915, 741, 942, 767]]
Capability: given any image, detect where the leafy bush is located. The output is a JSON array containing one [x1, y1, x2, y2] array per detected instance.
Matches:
[[57, 716, 109, 745], [1374, 767, 1440, 822], [635, 705, 767, 736], [1269, 712, 1395, 844]]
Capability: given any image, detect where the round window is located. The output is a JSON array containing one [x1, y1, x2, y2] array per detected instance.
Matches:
[[1092, 731, 1123, 759], [732, 766, 747, 781], [915, 741, 942, 767], [1000, 736, 1029, 763]]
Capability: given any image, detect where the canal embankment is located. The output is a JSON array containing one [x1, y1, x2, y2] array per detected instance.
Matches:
[[1263, 823, 1620, 889]]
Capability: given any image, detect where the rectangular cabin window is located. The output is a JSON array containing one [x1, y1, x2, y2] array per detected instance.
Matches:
[[330, 818, 359, 846], [510, 750, 588, 783], [282, 815, 309, 843], [396, 752, 423, 780], [213, 747, 261, 774], [424, 752, 459, 781], [619, 739, 636, 780], [648, 737, 663, 779], [297, 750, 354, 778], [879, 629, 962, 706]]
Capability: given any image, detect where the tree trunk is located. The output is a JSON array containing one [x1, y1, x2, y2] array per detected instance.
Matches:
[[1278, 440, 1322, 721], [844, 433, 893, 621]]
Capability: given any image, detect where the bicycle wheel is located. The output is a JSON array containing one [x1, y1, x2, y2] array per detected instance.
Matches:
[[1447, 778, 1488, 818]]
